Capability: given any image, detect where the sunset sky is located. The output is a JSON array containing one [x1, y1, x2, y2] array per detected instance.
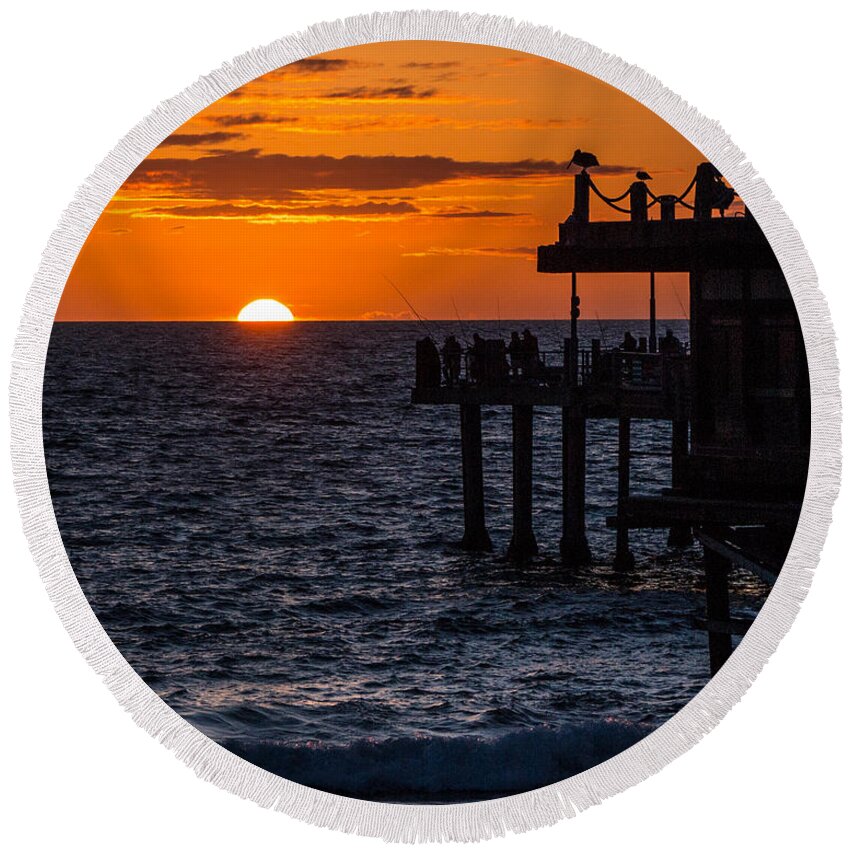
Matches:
[[57, 41, 714, 322]]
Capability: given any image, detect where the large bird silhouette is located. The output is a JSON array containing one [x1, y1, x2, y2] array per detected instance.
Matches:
[[566, 149, 600, 171]]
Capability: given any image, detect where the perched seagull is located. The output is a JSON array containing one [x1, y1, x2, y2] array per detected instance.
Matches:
[[636, 170, 653, 181], [566, 149, 600, 171]]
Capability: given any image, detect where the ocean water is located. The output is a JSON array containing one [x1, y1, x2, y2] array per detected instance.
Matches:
[[42, 320, 769, 803]]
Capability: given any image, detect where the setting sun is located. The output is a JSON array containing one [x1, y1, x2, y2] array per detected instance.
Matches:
[[237, 299, 295, 322]]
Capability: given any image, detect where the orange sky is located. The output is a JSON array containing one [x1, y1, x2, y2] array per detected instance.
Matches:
[[57, 41, 717, 322]]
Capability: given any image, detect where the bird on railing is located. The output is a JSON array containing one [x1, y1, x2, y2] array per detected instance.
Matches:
[[566, 149, 600, 172], [636, 170, 653, 181]]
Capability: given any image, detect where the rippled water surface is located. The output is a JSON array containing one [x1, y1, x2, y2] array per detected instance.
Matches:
[[43, 320, 768, 802]]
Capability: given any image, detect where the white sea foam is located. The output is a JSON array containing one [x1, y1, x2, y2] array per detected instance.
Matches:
[[225, 720, 651, 802]]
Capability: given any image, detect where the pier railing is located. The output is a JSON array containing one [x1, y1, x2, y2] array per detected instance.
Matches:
[[562, 161, 737, 229], [416, 338, 689, 397]]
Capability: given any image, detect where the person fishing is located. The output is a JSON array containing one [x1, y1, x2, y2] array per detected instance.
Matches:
[[507, 331, 523, 378], [621, 331, 638, 353], [521, 329, 540, 378], [416, 336, 442, 388], [441, 334, 463, 386], [659, 327, 682, 354], [468, 333, 486, 383]]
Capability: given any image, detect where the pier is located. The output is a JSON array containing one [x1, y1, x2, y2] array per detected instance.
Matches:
[[414, 343, 690, 565], [412, 158, 810, 674]]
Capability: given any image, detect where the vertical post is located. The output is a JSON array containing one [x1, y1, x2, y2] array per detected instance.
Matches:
[[659, 195, 677, 221], [649, 271, 657, 353], [671, 418, 689, 488], [591, 338, 601, 382], [614, 417, 635, 569], [570, 272, 580, 385], [573, 171, 590, 223], [561, 408, 591, 565], [629, 181, 648, 222], [668, 418, 693, 547], [459, 404, 491, 551], [508, 405, 537, 560], [694, 163, 714, 221], [705, 548, 733, 675]]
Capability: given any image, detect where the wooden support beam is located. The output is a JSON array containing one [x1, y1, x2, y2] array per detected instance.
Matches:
[[607, 495, 800, 528], [668, 418, 694, 547], [569, 272, 580, 385], [507, 405, 537, 560], [561, 408, 591, 565], [615, 417, 635, 570], [705, 548, 733, 675], [459, 404, 491, 552], [649, 271, 657, 353], [695, 530, 779, 586]]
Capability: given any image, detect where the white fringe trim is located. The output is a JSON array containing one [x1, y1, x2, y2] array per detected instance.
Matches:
[[8, 9, 840, 843]]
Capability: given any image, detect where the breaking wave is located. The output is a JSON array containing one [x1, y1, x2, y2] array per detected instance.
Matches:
[[224, 719, 652, 802]]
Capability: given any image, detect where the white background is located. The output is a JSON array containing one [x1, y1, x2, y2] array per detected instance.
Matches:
[[1, 2, 847, 846]]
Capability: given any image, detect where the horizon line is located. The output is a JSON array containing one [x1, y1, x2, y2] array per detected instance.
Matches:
[[53, 316, 691, 324]]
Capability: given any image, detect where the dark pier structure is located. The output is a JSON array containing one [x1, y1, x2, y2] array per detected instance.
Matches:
[[412, 159, 810, 674]]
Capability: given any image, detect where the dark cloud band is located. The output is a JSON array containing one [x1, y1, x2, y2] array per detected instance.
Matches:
[[126, 150, 635, 200]]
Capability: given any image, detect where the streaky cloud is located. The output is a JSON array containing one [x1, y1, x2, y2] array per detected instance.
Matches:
[[428, 210, 520, 218], [137, 200, 420, 220], [402, 246, 536, 260], [208, 114, 299, 127], [323, 85, 439, 100], [160, 132, 244, 147]]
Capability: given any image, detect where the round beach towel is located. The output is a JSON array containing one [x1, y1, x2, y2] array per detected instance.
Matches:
[[10, 11, 839, 842]]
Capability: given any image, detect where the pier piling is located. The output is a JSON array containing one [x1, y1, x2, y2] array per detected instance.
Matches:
[[704, 548, 733, 674], [615, 417, 636, 569], [459, 404, 492, 551], [649, 271, 657, 353], [668, 418, 694, 547], [508, 405, 538, 560], [561, 408, 591, 565]]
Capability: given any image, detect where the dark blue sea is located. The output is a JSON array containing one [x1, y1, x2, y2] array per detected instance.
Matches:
[[42, 320, 768, 803]]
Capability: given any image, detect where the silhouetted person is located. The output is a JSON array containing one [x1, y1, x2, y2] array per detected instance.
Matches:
[[621, 331, 638, 353], [695, 162, 737, 218], [497, 340, 511, 383], [468, 333, 486, 383], [441, 334, 462, 386], [416, 337, 442, 388], [659, 328, 682, 354], [507, 331, 522, 378], [521, 328, 541, 378]]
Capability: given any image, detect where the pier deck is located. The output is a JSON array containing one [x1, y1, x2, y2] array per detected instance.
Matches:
[[412, 381, 683, 419], [538, 215, 781, 274]]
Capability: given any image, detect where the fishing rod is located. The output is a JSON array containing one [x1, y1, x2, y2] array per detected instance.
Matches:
[[594, 310, 610, 349], [450, 294, 472, 346], [671, 280, 688, 320], [449, 292, 490, 339], [382, 273, 444, 340]]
